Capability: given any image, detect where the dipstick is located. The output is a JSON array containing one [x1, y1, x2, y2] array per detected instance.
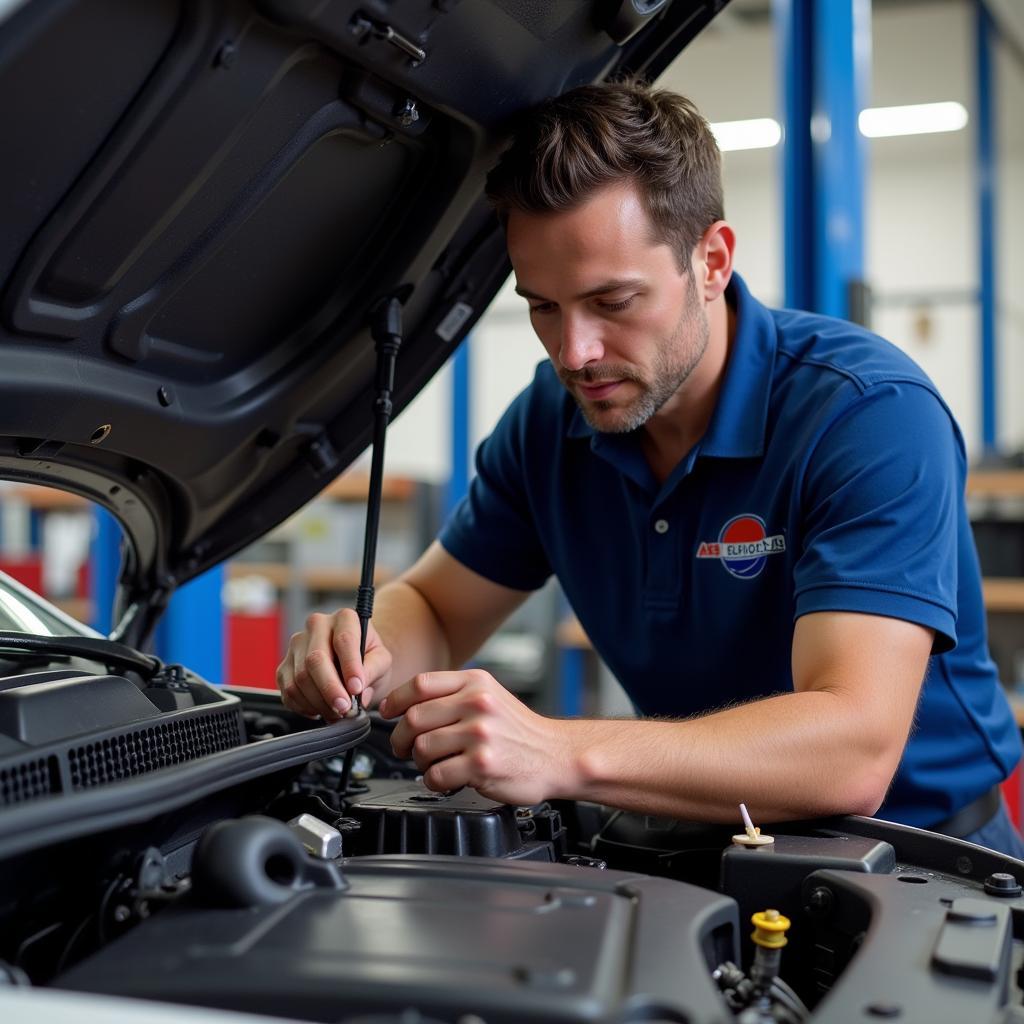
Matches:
[[732, 802, 775, 847]]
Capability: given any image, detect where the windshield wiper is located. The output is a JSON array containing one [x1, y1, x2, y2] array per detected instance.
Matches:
[[0, 632, 160, 678]]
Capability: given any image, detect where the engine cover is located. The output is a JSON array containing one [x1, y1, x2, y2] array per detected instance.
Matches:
[[56, 853, 739, 1024], [341, 778, 567, 860]]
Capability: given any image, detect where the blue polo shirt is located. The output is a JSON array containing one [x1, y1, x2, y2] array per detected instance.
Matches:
[[439, 273, 1021, 829]]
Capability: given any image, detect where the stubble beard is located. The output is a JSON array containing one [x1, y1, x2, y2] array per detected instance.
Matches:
[[564, 288, 710, 434]]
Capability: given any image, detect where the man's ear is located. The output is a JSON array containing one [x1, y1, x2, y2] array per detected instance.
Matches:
[[695, 220, 735, 302]]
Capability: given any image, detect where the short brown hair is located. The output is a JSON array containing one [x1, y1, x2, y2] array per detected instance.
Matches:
[[485, 79, 724, 272]]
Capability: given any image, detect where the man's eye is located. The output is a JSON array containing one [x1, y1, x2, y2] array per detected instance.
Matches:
[[598, 296, 635, 312], [529, 303, 556, 315]]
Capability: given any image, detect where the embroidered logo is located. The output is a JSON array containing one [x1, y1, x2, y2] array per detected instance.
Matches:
[[696, 514, 786, 579]]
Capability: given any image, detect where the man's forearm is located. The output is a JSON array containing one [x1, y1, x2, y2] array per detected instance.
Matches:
[[379, 611, 926, 817], [555, 690, 899, 823]]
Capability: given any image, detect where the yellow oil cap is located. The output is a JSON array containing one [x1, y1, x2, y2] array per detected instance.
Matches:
[[751, 908, 790, 948]]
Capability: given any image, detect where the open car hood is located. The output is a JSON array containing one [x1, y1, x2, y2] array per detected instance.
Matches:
[[0, 0, 728, 637]]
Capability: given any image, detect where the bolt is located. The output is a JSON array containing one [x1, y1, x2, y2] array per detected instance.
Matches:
[[113, 905, 131, 923], [393, 98, 420, 127], [805, 885, 834, 918], [349, 14, 372, 39], [956, 855, 973, 875], [157, 386, 172, 406], [214, 41, 236, 69], [984, 871, 1022, 897], [764, 908, 779, 921], [865, 1004, 902, 1018]]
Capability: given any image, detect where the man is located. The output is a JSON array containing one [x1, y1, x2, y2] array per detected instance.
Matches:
[[276, 81, 1024, 856]]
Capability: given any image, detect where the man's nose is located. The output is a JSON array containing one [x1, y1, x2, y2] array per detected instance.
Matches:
[[559, 314, 603, 371]]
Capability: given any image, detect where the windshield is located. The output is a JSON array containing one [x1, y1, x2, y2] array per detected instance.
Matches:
[[0, 571, 95, 637]]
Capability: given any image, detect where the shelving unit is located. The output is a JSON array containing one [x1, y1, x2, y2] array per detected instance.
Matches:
[[6, 485, 87, 509], [555, 616, 590, 650], [51, 597, 92, 622], [968, 471, 1024, 498], [4, 473, 415, 520], [319, 474, 419, 503], [6, 470, 1024, 707], [223, 473, 436, 687], [967, 469, 1024, 692], [983, 579, 1024, 613], [226, 561, 396, 592], [0, 473, 436, 689], [1008, 697, 1024, 729], [0, 483, 93, 624]]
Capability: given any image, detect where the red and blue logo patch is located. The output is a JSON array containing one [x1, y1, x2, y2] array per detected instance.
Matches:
[[696, 514, 786, 579]]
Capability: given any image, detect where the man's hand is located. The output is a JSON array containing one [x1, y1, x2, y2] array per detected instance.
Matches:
[[380, 670, 569, 805], [276, 609, 393, 720]]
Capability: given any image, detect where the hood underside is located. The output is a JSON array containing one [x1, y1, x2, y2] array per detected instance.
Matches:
[[0, 0, 728, 635]]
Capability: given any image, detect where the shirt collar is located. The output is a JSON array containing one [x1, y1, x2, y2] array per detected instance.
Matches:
[[565, 271, 776, 461], [699, 272, 776, 459]]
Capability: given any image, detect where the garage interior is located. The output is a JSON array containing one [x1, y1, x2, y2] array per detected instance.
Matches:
[[4, 0, 1024, 1020], [0, 0, 1022, 788]]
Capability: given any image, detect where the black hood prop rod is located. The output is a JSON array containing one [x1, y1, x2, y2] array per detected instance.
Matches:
[[339, 296, 403, 791]]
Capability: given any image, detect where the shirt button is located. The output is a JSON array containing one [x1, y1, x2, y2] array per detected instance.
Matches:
[[654, 519, 669, 534]]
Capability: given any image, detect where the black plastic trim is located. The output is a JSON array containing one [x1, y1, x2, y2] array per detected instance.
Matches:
[[0, 713, 369, 860]]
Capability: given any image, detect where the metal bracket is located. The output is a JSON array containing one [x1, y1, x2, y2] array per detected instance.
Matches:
[[350, 13, 427, 64]]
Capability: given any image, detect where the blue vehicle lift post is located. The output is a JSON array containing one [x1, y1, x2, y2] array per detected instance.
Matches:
[[775, 0, 870, 320], [90, 507, 121, 636], [91, 506, 224, 681], [444, 339, 472, 521], [975, 0, 997, 454], [155, 567, 226, 684]]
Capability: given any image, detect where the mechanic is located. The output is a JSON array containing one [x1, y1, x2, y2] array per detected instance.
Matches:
[[277, 81, 1024, 857]]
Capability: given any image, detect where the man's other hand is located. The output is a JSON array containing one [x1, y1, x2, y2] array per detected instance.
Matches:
[[379, 669, 568, 805], [276, 608, 392, 721]]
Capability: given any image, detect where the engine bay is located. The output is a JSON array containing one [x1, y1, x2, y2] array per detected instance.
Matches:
[[2, 662, 1023, 1023]]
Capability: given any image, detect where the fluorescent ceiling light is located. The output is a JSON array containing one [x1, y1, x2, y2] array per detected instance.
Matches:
[[710, 118, 782, 152], [708, 102, 967, 152], [858, 102, 969, 138]]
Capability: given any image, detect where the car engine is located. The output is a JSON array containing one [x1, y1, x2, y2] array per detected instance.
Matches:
[[2, 650, 1023, 1024]]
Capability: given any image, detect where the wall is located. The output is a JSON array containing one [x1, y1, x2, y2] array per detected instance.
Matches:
[[382, 0, 1023, 481], [865, 1, 1024, 455]]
